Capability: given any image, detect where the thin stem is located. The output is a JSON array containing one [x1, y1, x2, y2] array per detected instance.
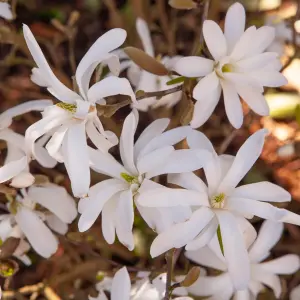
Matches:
[[136, 85, 183, 101], [68, 37, 77, 75], [164, 250, 174, 300]]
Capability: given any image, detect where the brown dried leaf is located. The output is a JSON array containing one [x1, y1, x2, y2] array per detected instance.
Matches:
[[0, 238, 20, 259], [124, 47, 169, 76], [169, 0, 197, 10], [180, 267, 201, 287], [180, 98, 194, 125]]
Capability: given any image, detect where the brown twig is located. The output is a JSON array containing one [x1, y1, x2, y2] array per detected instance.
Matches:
[[164, 249, 174, 300], [136, 85, 183, 101]]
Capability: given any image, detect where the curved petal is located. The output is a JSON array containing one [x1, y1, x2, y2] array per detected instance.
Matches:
[[136, 18, 154, 56], [173, 57, 214, 77], [120, 110, 139, 175], [191, 83, 221, 128], [46, 214, 68, 235], [15, 207, 58, 258], [88, 76, 136, 104], [78, 179, 127, 232], [145, 149, 212, 178], [0, 156, 28, 183], [33, 134, 57, 168], [291, 285, 300, 300], [215, 210, 250, 290], [62, 123, 90, 197], [249, 70, 287, 88], [193, 72, 220, 100], [221, 80, 243, 129], [217, 129, 268, 194], [115, 189, 135, 250], [260, 255, 300, 275], [233, 290, 250, 300], [203, 20, 227, 60], [76, 28, 127, 99], [28, 184, 77, 223], [232, 182, 291, 203], [224, 2, 246, 53], [111, 267, 131, 300], [102, 194, 118, 244], [22, 25, 79, 103], [168, 172, 207, 193], [10, 172, 35, 188], [150, 207, 215, 257]]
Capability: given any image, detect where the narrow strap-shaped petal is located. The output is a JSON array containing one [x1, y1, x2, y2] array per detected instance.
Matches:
[[168, 172, 207, 193], [102, 194, 118, 244], [136, 18, 154, 56], [260, 255, 300, 275], [232, 290, 251, 300], [0, 156, 28, 183], [111, 267, 131, 300], [0, 2, 13, 20], [46, 214, 68, 235], [23, 25, 79, 103], [76, 28, 126, 99], [215, 210, 250, 290], [15, 207, 58, 258]]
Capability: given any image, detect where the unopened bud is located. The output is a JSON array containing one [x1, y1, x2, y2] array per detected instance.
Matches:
[[180, 267, 201, 287]]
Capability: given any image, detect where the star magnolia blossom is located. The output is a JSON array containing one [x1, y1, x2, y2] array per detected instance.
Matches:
[[0, 100, 55, 188], [184, 220, 300, 300], [89, 267, 192, 300], [23, 24, 136, 197], [78, 110, 210, 250], [115, 18, 182, 111], [0, 184, 77, 257], [173, 2, 287, 129], [138, 128, 300, 289], [0, 2, 13, 20]]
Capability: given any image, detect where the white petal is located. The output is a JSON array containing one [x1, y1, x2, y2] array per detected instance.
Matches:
[[46, 214, 68, 235], [185, 218, 218, 251], [115, 189, 135, 250], [10, 172, 35, 188], [111, 267, 131, 300], [33, 134, 57, 168], [173, 57, 214, 77], [0, 216, 13, 240], [138, 126, 192, 159], [136, 18, 154, 56], [137, 187, 209, 207], [279, 210, 300, 225], [215, 210, 250, 290], [46, 125, 68, 158], [235, 85, 269, 116], [134, 118, 169, 159], [224, 73, 263, 93], [145, 149, 212, 178], [260, 255, 300, 274], [221, 80, 243, 129], [185, 245, 227, 271], [236, 216, 257, 249], [120, 110, 139, 175], [224, 2, 246, 53], [0, 156, 28, 183], [0, 3, 13, 19], [217, 129, 268, 194], [28, 184, 77, 223], [230, 26, 257, 61], [89, 147, 127, 179], [291, 285, 300, 300], [193, 72, 219, 100], [102, 195, 118, 244], [150, 207, 215, 257], [203, 20, 227, 60], [76, 28, 127, 99], [137, 146, 174, 175], [0, 100, 52, 123], [168, 172, 207, 193], [191, 83, 221, 128], [249, 70, 287, 87], [236, 53, 278, 72], [187, 273, 232, 296], [233, 290, 250, 300], [62, 123, 90, 197], [248, 281, 264, 299], [88, 76, 136, 104], [78, 179, 126, 232], [251, 265, 281, 298], [15, 207, 58, 258], [232, 182, 291, 203], [22, 25, 79, 103]]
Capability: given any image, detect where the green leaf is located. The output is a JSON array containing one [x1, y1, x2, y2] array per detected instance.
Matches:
[[166, 76, 186, 86], [217, 225, 224, 255]]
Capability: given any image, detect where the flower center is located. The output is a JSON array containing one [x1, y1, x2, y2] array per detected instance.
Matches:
[[221, 63, 234, 73], [121, 173, 140, 185], [56, 101, 96, 120], [56, 102, 77, 113], [211, 193, 226, 209]]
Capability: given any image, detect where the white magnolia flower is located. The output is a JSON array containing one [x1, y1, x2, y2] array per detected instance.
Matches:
[[0, 2, 13, 20], [89, 267, 192, 300], [23, 24, 136, 197], [138, 128, 300, 290], [0, 100, 55, 188], [185, 220, 300, 299], [115, 18, 182, 111], [78, 110, 210, 250], [291, 284, 300, 300], [174, 2, 287, 129], [0, 183, 77, 257]]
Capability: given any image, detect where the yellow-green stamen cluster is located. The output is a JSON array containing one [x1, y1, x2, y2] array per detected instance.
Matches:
[[221, 63, 233, 73], [211, 193, 226, 209], [214, 193, 225, 203], [121, 173, 139, 184], [56, 102, 77, 114]]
